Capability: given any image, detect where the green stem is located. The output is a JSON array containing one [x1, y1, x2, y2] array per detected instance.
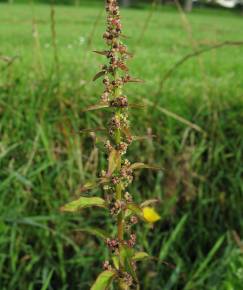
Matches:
[[113, 70, 124, 274]]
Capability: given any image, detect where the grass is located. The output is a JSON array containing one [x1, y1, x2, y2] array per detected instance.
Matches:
[[0, 2, 243, 290]]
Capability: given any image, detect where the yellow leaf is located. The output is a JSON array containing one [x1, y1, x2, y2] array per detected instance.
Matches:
[[142, 207, 160, 223]]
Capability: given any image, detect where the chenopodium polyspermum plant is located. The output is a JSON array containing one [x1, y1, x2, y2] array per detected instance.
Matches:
[[61, 1, 161, 289]]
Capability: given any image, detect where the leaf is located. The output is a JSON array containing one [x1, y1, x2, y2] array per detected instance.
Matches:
[[120, 245, 138, 282], [132, 251, 150, 261], [91, 270, 116, 290], [126, 203, 143, 219], [75, 227, 110, 240], [128, 78, 144, 83], [93, 70, 106, 81], [80, 178, 109, 193], [107, 149, 120, 176], [80, 127, 106, 133], [80, 180, 98, 192], [140, 199, 159, 207], [129, 103, 146, 109], [130, 162, 161, 170], [60, 196, 106, 212], [82, 102, 109, 112], [112, 255, 119, 270], [133, 135, 156, 141], [93, 50, 108, 56]]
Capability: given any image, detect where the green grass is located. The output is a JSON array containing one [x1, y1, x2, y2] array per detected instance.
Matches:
[[0, 2, 243, 290]]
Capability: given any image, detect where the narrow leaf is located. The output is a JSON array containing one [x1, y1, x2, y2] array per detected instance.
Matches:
[[130, 162, 161, 170], [82, 102, 109, 112], [93, 50, 108, 56], [107, 149, 120, 176], [91, 270, 116, 290], [126, 203, 143, 219], [75, 227, 110, 240], [141, 199, 159, 207], [80, 180, 98, 192], [128, 78, 144, 83], [80, 127, 106, 133], [112, 256, 119, 270], [60, 196, 106, 212], [132, 252, 150, 261], [93, 70, 106, 81]]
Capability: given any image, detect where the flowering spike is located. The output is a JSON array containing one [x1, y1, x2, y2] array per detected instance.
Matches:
[[61, 0, 161, 288]]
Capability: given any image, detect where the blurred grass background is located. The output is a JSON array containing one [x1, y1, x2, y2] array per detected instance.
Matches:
[[0, 1, 243, 289]]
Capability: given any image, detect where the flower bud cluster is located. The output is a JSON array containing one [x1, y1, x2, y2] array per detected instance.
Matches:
[[126, 233, 136, 248], [109, 198, 126, 216], [119, 272, 133, 287], [106, 238, 119, 253], [103, 260, 113, 271], [120, 159, 133, 188]]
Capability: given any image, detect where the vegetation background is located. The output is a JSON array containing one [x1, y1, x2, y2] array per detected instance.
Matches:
[[0, 0, 242, 289]]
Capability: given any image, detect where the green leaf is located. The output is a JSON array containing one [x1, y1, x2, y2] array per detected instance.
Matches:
[[130, 162, 161, 170], [112, 255, 119, 270], [91, 270, 116, 290], [75, 227, 110, 240], [120, 245, 138, 282], [80, 180, 98, 192], [82, 102, 109, 112], [60, 196, 106, 212], [132, 251, 150, 261], [80, 178, 109, 193], [107, 149, 120, 176], [126, 203, 144, 220]]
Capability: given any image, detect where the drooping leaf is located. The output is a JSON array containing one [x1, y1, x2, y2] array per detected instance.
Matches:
[[107, 149, 120, 176], [132, 251, 150, 261], [93, 70, 106, 81], [91, 270, 116, 290], [130, 162, 161, 170], [82, 102, 109, 112], [60, 196, 106, 212]]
